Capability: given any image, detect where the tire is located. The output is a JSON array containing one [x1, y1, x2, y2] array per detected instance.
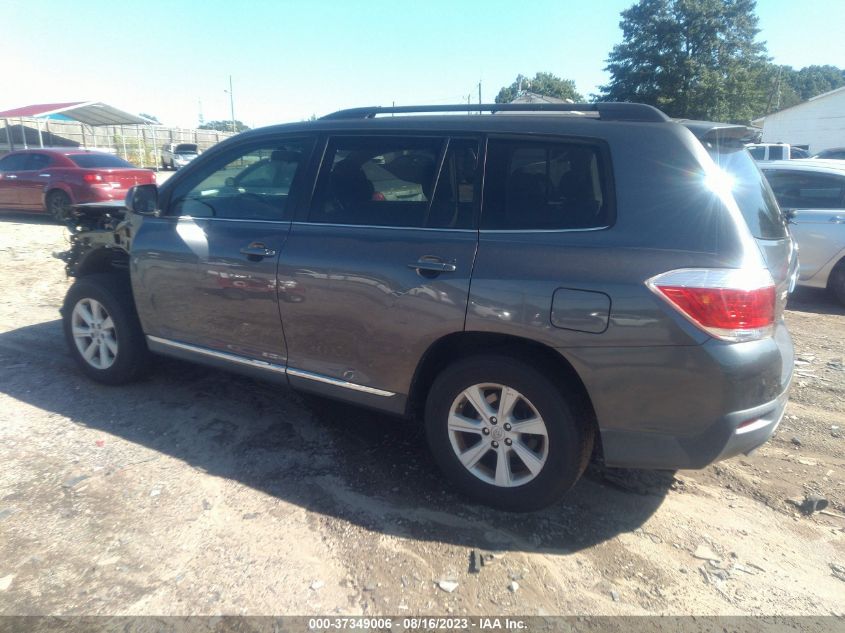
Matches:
[[424, 355, 592, 512], [62, 273, 152, 385], [46, 190, 71, 223], [828, 259, 845, 306]]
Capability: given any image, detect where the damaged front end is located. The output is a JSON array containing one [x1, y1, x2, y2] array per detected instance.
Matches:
[[53, 202, 134, 277]]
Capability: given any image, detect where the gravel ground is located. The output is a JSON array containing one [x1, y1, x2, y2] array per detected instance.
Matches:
[[0, 213, 843, 616]]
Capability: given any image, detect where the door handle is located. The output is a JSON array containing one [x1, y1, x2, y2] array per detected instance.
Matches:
[[240, 242, 277, 259], [407, 258, 457, 274], [5, 174, 17, 180], [38, 173, 50, 178]]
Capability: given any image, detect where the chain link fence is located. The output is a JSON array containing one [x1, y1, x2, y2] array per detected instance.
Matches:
[[0, 118, 236, 168]]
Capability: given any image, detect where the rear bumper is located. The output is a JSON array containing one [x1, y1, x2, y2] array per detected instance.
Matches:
[[566, 321, 794, 470], [599, 386, 789, 470]]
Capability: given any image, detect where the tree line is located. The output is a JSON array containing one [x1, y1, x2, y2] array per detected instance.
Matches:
[[496, 0, 844, 124]]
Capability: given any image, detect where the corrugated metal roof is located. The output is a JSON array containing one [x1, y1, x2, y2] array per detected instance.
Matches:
[[0, 101, 153, 125]]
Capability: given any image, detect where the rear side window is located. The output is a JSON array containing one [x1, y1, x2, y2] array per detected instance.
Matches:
[[747, 146, 765, 160], [309, 136, 444, 228], [25, 154, 52, 170], [68, 154, 134, 168], [482, 139, 612, 230], [706, 140, 788, 239], [764, 170, 845, 210]]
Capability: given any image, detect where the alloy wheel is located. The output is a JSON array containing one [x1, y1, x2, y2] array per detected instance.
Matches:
[[71, 298, 118, 369]]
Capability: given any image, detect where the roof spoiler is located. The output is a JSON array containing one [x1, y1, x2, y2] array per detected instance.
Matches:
[[679, 120, 759, 143], [322, 102, 671, 123]]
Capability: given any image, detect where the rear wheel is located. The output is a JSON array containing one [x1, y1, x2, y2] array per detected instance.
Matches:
[[829, 259, 845, 306], [46, 190, 71, 223], [424, 355, 592, 511], [62, 274, 151, 384]]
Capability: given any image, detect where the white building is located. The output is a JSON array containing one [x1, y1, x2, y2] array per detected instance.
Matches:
[[753, 86, 845, 154]]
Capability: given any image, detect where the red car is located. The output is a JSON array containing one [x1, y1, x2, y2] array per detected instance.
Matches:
[[0, 149, 155, 221]]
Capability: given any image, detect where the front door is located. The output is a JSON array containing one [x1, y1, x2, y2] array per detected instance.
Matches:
[[278, 135, 481, 407], [131, 136, 315, 364], [17, 153, 53, 208], [0, 153, 28, 208]]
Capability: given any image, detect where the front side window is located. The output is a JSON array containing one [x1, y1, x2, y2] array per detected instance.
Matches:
[[309, 136, 445, 228], [482, 139, 612, 230], [0, 154, 29, 172], [170, 139, 312, 221], [764, 170, 845, 210]]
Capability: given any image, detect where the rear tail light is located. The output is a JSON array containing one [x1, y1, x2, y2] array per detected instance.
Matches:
[[82, 172, 103, 183], [646, 268, 775, 342]]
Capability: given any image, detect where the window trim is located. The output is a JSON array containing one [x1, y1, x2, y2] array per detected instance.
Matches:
[[301, 133, 483, 230], [479, 133, 617, 233], [163, 135, 317, 222], [763, 168, 845, 210]]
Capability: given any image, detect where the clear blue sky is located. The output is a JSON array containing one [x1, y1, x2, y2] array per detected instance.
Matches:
[[2, 0, 843, 128]]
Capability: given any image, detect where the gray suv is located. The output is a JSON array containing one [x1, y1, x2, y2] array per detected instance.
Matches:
[[58, 103, 795, 511]]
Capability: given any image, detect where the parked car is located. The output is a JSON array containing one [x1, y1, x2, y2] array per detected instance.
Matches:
[[746, 142, 792, 161], [811, 147, 845, 160], [160, 143, 199, 170], [761, 159, 845, 304], [0, 149, 155, 221], [790, 147, 811, 159], [55, 103, 794, 511]]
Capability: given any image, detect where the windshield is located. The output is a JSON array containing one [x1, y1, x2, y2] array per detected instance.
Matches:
[[68, 154, 135, 169], [175, 144, 198, 154], [706, 139, 788, 239]]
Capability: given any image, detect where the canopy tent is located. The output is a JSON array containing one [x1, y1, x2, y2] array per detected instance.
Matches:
[[0, 101, 159, 157], [0, 101, 154, 126]]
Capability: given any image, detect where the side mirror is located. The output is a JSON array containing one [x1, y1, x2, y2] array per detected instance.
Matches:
[[125, 184, 159, 216]]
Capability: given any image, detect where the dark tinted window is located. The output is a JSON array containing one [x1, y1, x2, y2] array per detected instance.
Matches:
[[174, 144, 198, 154], [747, 146, 765, 160], [68, 154, 135, 168], [0, 154, 28, 171], [310, 137, 444, 228], [706, 140, 788, 239], [170, 138, 312, 221], [25, 154, 52, 170], [764, 170, 845, 210], [428, 138, 479, 229], [482, 139, 611, 230]]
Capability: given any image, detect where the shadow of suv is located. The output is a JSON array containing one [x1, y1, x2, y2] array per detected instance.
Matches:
[[55, 102, 794, 511]]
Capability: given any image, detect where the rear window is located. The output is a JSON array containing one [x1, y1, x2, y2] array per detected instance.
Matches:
[[175, 144, 198, 154], [706, 140, 788, 239], [68, 154, 135, 169]]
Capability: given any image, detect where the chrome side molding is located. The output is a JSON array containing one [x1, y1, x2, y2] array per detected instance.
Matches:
[[147, 336, 395, 397]]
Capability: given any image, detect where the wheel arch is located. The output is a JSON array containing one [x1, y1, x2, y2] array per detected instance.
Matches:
[[408, 331, 601, 457], [74, 245, 131, 279], [44, 185, 73, 209]]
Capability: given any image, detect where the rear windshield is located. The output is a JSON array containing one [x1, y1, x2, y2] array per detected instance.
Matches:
[[68, 154, 135, 169], [706, 140, 788, 239], [175, 144, 198, 154]]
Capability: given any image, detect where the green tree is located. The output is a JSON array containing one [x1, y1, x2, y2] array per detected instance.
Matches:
[[495, 72, 583, 103], [759, 64, 845, 115], [599, 0, 770, 123], [198, 120, 251, 133]]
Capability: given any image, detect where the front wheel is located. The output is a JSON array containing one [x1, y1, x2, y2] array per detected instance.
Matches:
[[46, 190, 71, 222], [424, 355, 592, 512], [62, 274, 152, 384]]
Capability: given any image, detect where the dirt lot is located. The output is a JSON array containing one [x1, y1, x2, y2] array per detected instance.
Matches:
[[0, 213, 843, 617]]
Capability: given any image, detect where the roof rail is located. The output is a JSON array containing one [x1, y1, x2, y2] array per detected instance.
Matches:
[[321, 102, 670, 123]]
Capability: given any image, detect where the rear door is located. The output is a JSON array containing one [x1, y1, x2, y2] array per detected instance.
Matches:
[[131, 135, 315, 363], [764, 169, 845, 281], [277, 135, 480, 409]]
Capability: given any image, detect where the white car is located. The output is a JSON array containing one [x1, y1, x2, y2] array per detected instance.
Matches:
[[761, 160, 845, 304], [160, 143, 199, 170]]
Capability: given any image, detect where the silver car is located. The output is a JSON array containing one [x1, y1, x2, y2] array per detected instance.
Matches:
[[762, 160, 845, 304]]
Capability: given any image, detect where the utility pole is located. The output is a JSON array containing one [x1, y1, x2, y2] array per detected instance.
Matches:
[[224, 75, 236, 134], [198, 98, 204, 127], [478, 80, 482, 114]]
